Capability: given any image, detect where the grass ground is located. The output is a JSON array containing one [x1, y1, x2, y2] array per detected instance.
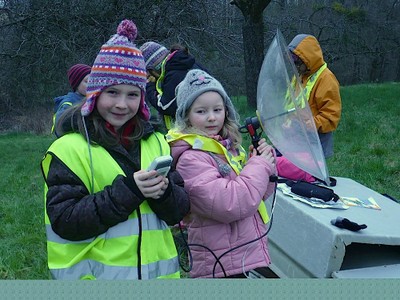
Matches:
[[0, 133, 53, 279], [327, 82, 399, 199], [0, 82, 398, 279], [233, 82, 400, 200]]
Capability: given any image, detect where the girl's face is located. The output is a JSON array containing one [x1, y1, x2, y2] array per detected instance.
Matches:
[[188, 91, 226, 136], [96, 84, 141, 130], [76, 74, 89, 96]]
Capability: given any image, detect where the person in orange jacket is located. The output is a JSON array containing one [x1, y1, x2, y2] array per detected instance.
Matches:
[[288, 34, 341, 158]]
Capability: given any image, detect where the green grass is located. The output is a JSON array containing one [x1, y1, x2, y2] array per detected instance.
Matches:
[[0, 133, 53, 279], [233, 82, 400, 201], [0, 82, 398, 279], [328, 82, 400, 200]]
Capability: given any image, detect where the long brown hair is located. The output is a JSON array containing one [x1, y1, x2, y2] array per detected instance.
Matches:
[[56, 102, 145, 147]]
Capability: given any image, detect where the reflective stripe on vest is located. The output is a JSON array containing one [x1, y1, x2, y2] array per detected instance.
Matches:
[[155, 51, 178, 131], [166, 130, 269, 224], [50, 257, 179, 280], [303, 63, 327, 101], [45, 215, 170, 244], [155, 51, 178, 96], [51, 102, 73, 133], [163, 115, 173, 130], [42, 132, 179, 279]]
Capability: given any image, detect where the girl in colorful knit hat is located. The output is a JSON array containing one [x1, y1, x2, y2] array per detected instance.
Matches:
[[52, 63, 91, 137], [41, 19, 189, 280], [166, 69, 276, 278]]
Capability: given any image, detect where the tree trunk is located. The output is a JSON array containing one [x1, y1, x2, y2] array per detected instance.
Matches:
[[231, 0, 272, 108], [241, 15, 265, 107]]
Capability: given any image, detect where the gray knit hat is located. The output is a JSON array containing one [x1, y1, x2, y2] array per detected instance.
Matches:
[[175, 69, 239, 127]]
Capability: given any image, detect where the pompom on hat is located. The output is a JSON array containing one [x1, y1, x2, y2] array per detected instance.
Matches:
[[140, 41, 169, 70], [175, 69, 239, 127], [82, 19, 150, 120]]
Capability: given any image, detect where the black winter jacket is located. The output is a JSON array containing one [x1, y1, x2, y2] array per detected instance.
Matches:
[[146, 50, 206, 118], [43, 123, 189, 241]]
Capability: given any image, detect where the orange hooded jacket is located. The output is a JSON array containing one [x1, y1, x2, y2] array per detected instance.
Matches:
[[289, 34, 341, 133]]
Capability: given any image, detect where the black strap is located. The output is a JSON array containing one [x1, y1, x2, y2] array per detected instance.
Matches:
[[277, 178, 291, 184], [328, 177, 337, 187], [314, 176, 337, 187]]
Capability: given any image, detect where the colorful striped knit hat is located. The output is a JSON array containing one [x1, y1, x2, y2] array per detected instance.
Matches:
[[140, 41, 169, 70], [82, 19, 149, 120]]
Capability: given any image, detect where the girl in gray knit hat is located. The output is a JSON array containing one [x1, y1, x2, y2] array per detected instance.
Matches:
[[166, 69, 277, 278]]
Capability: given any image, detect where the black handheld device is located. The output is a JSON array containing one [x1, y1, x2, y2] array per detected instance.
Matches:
[[239, 116, 277, 182], [239, 116, 262, 151]]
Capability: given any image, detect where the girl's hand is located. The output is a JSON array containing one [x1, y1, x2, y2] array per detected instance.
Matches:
[[133, 170, 169, 199], [252, 138, 275, 166], [147, 75, 156, 83]]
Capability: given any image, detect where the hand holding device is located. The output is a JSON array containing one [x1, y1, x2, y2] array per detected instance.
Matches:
[[146, 155, 173, 177], [240, 116, 278, 182]]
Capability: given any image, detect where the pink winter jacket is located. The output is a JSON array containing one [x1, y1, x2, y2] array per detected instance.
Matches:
[[170, 139, 276, 278]]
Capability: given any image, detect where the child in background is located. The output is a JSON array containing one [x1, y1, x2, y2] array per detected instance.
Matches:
[[52, 63, 91, 137], [166, 69, 276, 278], [140, 41, 206, 130], [41, 19, 189, 280], [288, 34, 341, 158]]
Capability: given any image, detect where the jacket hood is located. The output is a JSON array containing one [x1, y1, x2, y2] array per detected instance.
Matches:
[[165, 50, 196, 71], [54, 95, 66, 107], [53, 92, 83, 113], [288, 34, 325, 74]]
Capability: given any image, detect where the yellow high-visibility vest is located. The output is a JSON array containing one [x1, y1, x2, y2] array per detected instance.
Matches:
[[155, 51, 178, 130], [41, 132, 179, 279], [285, 63, 328, 110], [51, 101, 73, 133]]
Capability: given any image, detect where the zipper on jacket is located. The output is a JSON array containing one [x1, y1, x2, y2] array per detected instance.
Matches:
[[137, 207, 142, 279]]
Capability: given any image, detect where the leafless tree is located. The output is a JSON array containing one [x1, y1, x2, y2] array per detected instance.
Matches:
[[230, 0, 272, 107], [0, 0, 399, 133]]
